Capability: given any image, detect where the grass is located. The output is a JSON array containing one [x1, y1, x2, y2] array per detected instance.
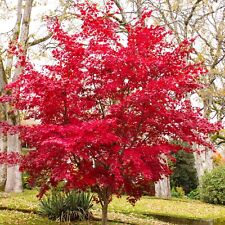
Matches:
[[0, 190, 225, 224], [0, 190, 38, 212], [0, 210, 59, 225], [107, 196, 225, 220], [0, 190, 170, 225]]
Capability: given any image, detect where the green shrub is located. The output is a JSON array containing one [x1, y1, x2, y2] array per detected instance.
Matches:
[[171, 186, 186, 198], [40, 190, 93, 221], [187, 188, 200, 200], [200, 165, 225, 205]]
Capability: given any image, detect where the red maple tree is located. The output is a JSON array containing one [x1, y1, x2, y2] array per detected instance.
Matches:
[[3, 2, 219, 224]]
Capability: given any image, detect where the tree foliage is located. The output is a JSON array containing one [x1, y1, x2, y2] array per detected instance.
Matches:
[[170, 150, 198, 194], [2, 1, 220, 224]]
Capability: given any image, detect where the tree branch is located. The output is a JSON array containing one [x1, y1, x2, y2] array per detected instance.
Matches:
[[28, 32, 53, 47], [184, 0, 202, 27], [112, 0, 127, 25], [0, 53, 7, 90]]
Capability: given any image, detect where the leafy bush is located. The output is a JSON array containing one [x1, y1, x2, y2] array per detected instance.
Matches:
[[40, 190, 93, 221], [171, 186, 186, 198], [187, 188, 200, 200], [200, 165, 225, 205]]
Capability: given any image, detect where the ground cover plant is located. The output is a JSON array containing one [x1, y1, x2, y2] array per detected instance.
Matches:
[[1, 0, 220, 224]]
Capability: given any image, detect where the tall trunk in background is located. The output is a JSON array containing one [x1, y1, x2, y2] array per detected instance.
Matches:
[[193, 98, 214, 184], [0, 53, 7, 190], [0, 0, 66, 192], [5, 133, 22, 192], [155, 176, 171, 199], [193, 148, 213, 182], [0, 132, 7, 190], [4, 0, 33, 193], [154, 156, 171, 198]]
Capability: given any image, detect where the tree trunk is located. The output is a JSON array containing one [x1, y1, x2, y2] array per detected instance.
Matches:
[[97, 187, 111, 225], [4, 0, 33, 193], [0, 34, 7, 191], [155, 155, 171, 198], [1, 0, 57, 192], [102, 200, 109, 225], [155, 175, 171, 199], [5, 133, 22, 192], [13, 0, 33, 81], [0, 132, 7, 190], [193, 146, 213, 183]]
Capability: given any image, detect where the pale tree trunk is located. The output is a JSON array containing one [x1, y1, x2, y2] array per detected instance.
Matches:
[[13, 0, 33, 80], [193, 145, 213, 183], [5, 0, 22, 78], [13, 0, 33, 78], [154, 155, 171, 198], [192, 99, 214, 183], [4, 0, 33, 193], [0, 47, 7, 190], [5, 133, 22, 192], [1, 0, 63, 192], [155, 175, 171, 199], [0, 132, 7, 190]]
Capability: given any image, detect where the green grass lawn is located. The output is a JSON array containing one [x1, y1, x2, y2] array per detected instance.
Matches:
[[0, 190, 225, 224], [0, 190, 169, 225], [107, 196, 225, 220]]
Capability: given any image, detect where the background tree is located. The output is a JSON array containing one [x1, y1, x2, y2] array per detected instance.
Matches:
[[0, 0, 75, 192], [170, 150, 198, 194], [3, 2, 219, 224]]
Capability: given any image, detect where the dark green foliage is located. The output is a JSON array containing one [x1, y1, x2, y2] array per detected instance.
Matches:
[[40, 191, 93, 221], [200, 165, 225, 205], [187, 188, 200, 200], [170, 150, 198, 194]]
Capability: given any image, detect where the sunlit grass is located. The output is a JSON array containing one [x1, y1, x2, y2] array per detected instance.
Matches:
[[107, 196, 225, 220], [1, 190, 225, 224], [0, 190, 170, 224]]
